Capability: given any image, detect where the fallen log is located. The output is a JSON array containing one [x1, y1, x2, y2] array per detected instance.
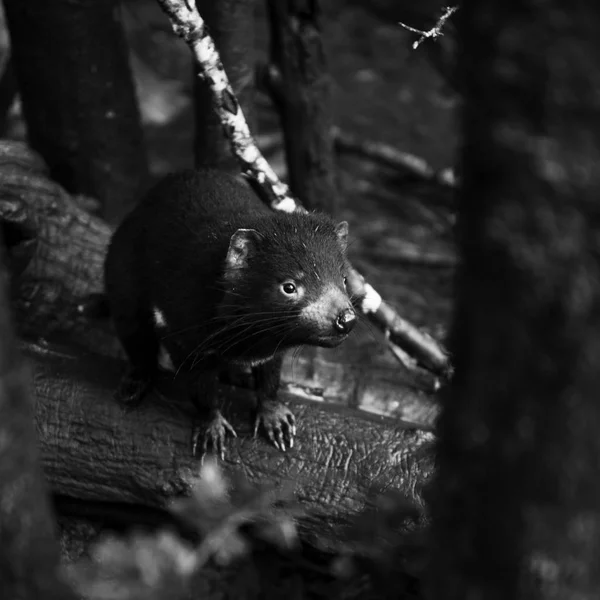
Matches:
[[27, 339, 434, 551]]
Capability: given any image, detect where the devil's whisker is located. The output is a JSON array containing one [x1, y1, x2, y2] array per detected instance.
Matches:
[[176, 313, 299, 371], [232, 322, 298, 360], [216, 321, 294, 358], [187, 317, 293, 367], [161, 309, 301, 340]]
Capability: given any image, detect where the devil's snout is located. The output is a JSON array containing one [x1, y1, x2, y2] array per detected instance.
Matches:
[[334, 307, 356, 334]]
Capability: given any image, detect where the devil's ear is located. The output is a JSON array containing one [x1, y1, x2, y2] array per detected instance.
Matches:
[[335, 221, 349, 252], [224, 228, 261, 277]]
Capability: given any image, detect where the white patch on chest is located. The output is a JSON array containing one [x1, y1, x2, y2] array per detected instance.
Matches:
[[152, 306, 168, 328], [157, 344, 175, 372], [232, 354, 275, 368]]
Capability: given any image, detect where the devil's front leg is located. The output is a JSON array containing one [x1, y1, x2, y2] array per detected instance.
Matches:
[[189, 369, 237, 461], [252, 355, 296, 451]]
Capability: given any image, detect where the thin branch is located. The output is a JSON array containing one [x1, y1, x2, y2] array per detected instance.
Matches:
[[399, 5, 459, 50], [255, 63, 458, 188], [332, 126, 458, 188], [154, 0, 453, 379]]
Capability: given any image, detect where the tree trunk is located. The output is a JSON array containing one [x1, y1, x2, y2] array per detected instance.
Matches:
[[193, 0, 257, 172], [267, 0, 337, 214], [0, 232, 74, 597], [2, 0, 149, 225], [428, 1, 600, 598]]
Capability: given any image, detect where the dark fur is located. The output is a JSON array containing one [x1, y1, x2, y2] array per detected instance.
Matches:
[[104, 168, 355, 457]]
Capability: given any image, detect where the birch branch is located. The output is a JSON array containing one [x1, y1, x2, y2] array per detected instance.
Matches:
[[398, 5, 459, 50], [154, 0, 452, 379]]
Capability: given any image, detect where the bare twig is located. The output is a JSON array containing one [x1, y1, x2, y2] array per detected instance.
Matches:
[[256, 63, 457, 188], [154, 0, 452, 379], [333, 126, 458, 188], [399, 5, 459, 50]]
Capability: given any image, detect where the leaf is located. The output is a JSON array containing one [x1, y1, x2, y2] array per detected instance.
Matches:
[[169, 459, 301, 567], [67, 531, 197, 600]]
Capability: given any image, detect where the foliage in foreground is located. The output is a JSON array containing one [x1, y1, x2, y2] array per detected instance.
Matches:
[[66, 460, 425, 600]]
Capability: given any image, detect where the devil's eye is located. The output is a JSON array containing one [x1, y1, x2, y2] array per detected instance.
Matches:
[[281, 282, 297, 295], [343, 275, 348, 286]]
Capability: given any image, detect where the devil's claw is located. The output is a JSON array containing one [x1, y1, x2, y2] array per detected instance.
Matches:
[[192, 411, 237, 461], [254, 402, 296, 451]]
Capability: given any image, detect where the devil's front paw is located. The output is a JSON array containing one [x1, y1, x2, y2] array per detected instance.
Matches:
[[192, 410, 237, 461], [254, 401, 296, 451], [115, 368, 152, 409]]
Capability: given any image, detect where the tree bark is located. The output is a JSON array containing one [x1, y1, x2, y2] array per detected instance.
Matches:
[[0, 226, 74, 597], [27, 339, 434, 553], [2, 0, 149, 225], [428, 1, 600, 598], [267, 0, 337, 214], [193, 0, 257, 172]]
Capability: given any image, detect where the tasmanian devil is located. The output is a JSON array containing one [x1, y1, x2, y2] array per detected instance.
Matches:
[[104, 168, 356, 459]]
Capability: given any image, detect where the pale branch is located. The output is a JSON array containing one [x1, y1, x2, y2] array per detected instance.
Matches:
[[155, 0, 453, 379], [398, 5, 459, 50]]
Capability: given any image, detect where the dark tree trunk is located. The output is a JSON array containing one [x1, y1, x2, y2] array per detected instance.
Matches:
[[193, 0, 257, 172], [0, 243, 74, 597], [428, 1, 600, 598], [267, 0, 337, 214], [2, 0, 148, 225]]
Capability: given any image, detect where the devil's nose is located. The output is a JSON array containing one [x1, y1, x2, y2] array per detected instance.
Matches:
[[334, 308, 356, 334]]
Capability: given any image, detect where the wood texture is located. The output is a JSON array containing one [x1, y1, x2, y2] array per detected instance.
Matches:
[[28, 340, 434, 551]]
